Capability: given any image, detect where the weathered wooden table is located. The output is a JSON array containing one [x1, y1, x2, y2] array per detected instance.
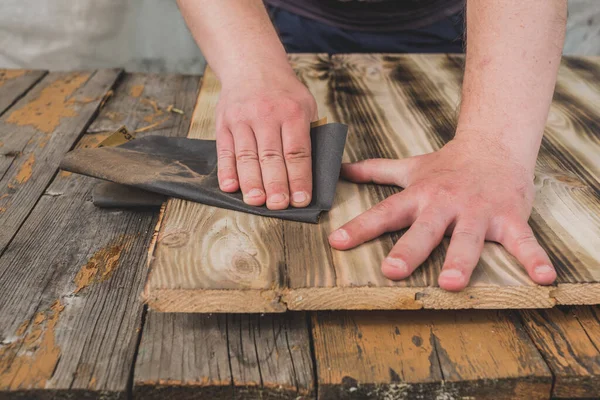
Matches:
[[0, 55, 599, 400]]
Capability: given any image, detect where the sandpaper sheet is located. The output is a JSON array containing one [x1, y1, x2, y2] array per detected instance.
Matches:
[[60, 123, 348, 223]]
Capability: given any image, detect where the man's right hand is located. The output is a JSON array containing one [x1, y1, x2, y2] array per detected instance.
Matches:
[[215, 70, 318, 210]]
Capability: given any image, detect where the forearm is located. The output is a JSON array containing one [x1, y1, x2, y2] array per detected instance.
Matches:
[[177, 0, 293, 82], [456, 0, 567, 171]]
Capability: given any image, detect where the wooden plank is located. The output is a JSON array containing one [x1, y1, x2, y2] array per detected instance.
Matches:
[[446, 54, 600, 304], [0, 70, 46, 116], [312, 311, 443, 399], [0, 70, 121, 254], [520, 307, 600, 398], [133, 312, 314, 399], [0, 73, 201, 399], [312, 310, 551, 399], [143, 67, 287, 313], [144, 54, 600, 312]]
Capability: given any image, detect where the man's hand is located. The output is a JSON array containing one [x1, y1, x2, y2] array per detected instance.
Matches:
[[328, 137, 557, 291], [216, 70, 317, 209]]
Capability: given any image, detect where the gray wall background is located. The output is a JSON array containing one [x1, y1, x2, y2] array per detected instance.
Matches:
[[0, 0, 598, 74]]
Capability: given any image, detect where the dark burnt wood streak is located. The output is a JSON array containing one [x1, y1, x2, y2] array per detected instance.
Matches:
[[144, 54, 600, 313]]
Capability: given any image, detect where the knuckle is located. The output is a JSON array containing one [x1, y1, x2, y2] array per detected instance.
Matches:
[[284, 146, 311, 163], [282, 100, 306, 120], [236, 149, 259, 163], [371, 200, 394, 216], [452, 229, 482, 243], [217, 148, 235, 162], [259, 149, 285, 165], [513, 231, 538, 247], [416, 219, 440, 237]]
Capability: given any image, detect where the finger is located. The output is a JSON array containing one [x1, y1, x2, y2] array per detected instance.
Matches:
[[282, 118, 312, 208], [232, 124, 266, 206], [254, 123, 290, 210], [216, 127, 239, 192], [329, 191, 418, 250], [438, 219, 487, 291], [501, 221, 556, 285], [382, 211, 452, 280], [341, 158, 412, 188]]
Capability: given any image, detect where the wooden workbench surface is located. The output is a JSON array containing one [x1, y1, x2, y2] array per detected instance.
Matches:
[[0, 55, 599, 399]]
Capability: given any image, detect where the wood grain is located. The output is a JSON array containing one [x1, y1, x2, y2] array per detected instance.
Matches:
[[144, 54, 600, 312], [0, 70, 121, 254], [144, 67, 287, 313], [0, 70, 46, 117], [134, 312, 314, 399], [520, 307, 600, 398], [0, 72, 201, 399], [312, 310, 551, 399]]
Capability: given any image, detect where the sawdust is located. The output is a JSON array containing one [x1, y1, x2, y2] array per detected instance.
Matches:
[[88, 376, 97, 390], [0, 141, 3, 148], [129, 84, 144, 98], [0, 300, 64, 390], [8, 153, 35, 188], [6, 73, 90, 134], [59, 171, 72, 178], [0, 208, 6, 214], [0, 70, 26, 87], [73, 235, 131, 294]]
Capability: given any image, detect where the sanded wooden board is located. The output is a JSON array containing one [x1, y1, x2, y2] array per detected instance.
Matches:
[[144, 54, 600, 313]]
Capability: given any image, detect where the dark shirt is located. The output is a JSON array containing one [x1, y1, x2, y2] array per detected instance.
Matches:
[[264, 0, 465, 32]]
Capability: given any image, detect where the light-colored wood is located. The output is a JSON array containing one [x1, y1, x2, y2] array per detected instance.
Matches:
[[134, 312, 314, 399], [144, 67, 287, 312], [0, 73, 201, 398], [144, 55, 600, 312]]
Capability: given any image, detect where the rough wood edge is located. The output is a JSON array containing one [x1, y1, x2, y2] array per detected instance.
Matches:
[[143, 289, 286, 313], [553, 283, 600, 305], [418, 285, 557, 309], [142, 284, 585, 312], [283, 287, 423, 310]]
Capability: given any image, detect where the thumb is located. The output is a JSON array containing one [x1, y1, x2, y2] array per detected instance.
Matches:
[[341, 158, 413, 188]]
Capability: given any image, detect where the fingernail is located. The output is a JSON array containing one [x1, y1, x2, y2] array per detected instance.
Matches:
[[292, 191, 307, 204], [222, 179, 237, 187], [330, 229, 349, 242], [269, 193, 287, 203], [247, 188, 264, 198], [534, 265, 554, 275], [384, 257, 408, 274], [439, 269, 463, 279]]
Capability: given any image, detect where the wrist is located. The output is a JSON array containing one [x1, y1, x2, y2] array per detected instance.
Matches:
[[453, 127, 541, 175]]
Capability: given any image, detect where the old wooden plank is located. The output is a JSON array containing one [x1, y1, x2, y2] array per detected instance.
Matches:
[[312, 310, 551, 399], [446, 54, 600, 304], [143, 67, 287, 313], [0, 70, 121, 254], [0, 70, 47, 116], [0, 72, 201, 399], [133, 312, 314, 399], [312, 311, 444, 399], [520, 307, 600, 398], [430, 311, 552, 399], [143, 54, 600, 312]]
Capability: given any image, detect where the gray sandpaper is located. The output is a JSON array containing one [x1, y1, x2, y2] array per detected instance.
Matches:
[[60, 123, 348, 223]]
